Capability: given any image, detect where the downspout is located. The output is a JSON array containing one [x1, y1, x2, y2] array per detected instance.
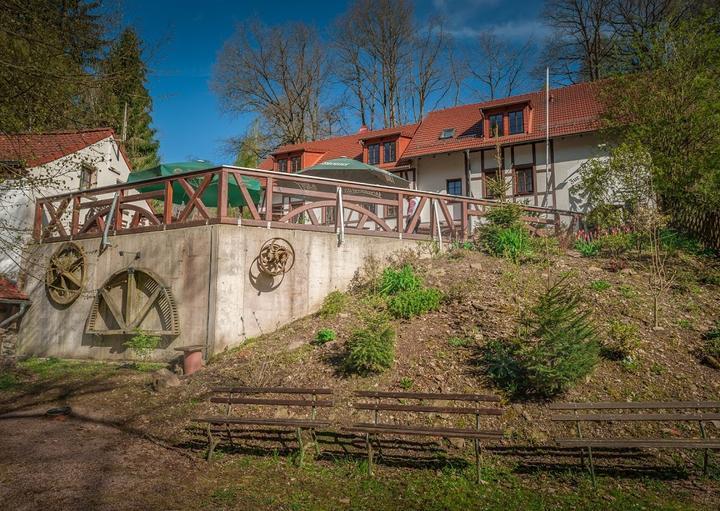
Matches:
[[0, 302, 29, 329], [464, 150, 473, 198]]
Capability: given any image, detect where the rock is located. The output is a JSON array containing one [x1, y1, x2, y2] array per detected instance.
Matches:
[[287, 339, 305, 350], [151, 368, 181, 391], [469, 263, 482, 270], [588, 266, 603, 272], [447, 437, 465, 449], [620, 268, 635, 275]]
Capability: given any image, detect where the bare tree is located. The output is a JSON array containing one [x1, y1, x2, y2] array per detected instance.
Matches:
[[408, 17, 453, 121], [470, 33, 531, 100], [540, 0, 616, 83], [212, 20, 337, 146]]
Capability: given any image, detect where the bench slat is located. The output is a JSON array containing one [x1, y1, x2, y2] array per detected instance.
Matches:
[[354, 402, 503, 415], [549, 401, 720, 411], [354, 391, 500, 402], [212, 386, 333, 395], [196, 417, 331, 428], [210, 397, 334, 407], [345, 422, 503, 440], [557, 438, 720, 449], [552, 413, 720, 422]]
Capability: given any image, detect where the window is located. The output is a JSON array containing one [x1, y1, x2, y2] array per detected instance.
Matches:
[[383, 141, 396, 163], [80, 163, 97, 190], [278, 159, 287, 172], [291, 156, 301, 172], [367, 143, 380, 165], [446, 178, 462, 196], [489, 114, 504, 137], [514, 166, 534, 195], [509, 110, 524, 135], [439, 128, 455, 139]]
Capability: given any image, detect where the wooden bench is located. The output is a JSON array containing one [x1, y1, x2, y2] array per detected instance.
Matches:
[[551, 401, 720, 486], [196, 386, 333, 462], [344, 391, 504, 482]]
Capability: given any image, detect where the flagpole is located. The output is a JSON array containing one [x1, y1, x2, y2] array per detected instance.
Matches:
[[545, 67, 551, 208]]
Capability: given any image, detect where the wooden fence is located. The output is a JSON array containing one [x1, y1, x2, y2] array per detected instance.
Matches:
[[33, 166, 582, 244]]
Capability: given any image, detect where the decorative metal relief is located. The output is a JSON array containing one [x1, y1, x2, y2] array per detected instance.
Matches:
[[86, 267, 179, 336], [45, 242, 87, 305], [257, 238, 295, 276]]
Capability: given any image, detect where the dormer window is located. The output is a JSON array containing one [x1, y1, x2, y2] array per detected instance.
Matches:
[[291, 156, 301, 172], [439, 128, 455, 139], [383, 141, 396, 163], [489, 114, 503, 137], [367, 143, 380, 165], [278, 159, 287, 172], [509, 110, 524, 135]]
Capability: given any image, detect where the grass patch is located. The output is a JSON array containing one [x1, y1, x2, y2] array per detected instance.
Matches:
[[387, 288, 442, 319], [590, 279, 611, 292], [314, 328, 337, 345], [448, 336, 470, 348], [0, 372, 19, 390], [18, 356, 112, 379]]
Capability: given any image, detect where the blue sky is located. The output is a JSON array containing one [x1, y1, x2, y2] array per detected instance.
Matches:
[[120, 0, 547, 164]]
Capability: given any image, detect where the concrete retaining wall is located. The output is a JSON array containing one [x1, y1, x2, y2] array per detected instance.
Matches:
[[18, 225, 419, 361]]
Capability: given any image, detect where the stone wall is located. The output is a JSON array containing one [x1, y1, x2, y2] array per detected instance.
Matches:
[[17, 225, 420, 361]]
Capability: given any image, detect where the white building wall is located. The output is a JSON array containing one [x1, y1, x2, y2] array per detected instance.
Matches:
[[0, 136, 131, 279], [552, 132, 604, 212]]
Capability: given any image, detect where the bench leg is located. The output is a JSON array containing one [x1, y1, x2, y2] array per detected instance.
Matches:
[[295, 427, 304, 466], [587, 447, 596, 488], [206, 423, 218, 462], [310, 429, 321, 456], [474, 439, 482, 484], [366, 433, 374, 477]]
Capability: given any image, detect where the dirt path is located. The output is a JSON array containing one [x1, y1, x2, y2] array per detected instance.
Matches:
[[0, 410, 202, 511]]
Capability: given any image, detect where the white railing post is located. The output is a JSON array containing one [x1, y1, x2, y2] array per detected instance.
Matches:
[[336, 186, 345, 245]]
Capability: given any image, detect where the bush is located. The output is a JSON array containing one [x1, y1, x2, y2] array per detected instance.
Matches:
[[387, 287, 442, 319], [482, 278, 599, 398], [574, 239, 600, 257], [597, 232, 633, 259], [482, 226, 533, 263], [344, 316, 396, 375], [603, 320, 641, 359], [484, 202, 523, 227], [589, 279, 611, 292], [378, 265, 421, 295], [318, 291, 346, 318], [314, 328, 336, 345], [124, 330, 160, 361]]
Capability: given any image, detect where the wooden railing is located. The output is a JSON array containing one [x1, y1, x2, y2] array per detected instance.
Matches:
[[32, 166, 582, 244]]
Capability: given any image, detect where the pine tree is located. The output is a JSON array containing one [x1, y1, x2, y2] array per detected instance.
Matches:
[[100, 28, 159, 170]]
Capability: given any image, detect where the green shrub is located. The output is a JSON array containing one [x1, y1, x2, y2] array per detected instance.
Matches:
[[574, 239, 600, 257], [399, 377, 414, 390], [318, 291, 347, 318], [387, 287, 442, 319], [315, 328, 337, 345], [378, 265, 421, 295], [589, 279, 611, 292], [124, 330, 160, 361], [482, 226, 533, 263], [603, 320, 641, 359], [597, 232, 633, 259], [618, 284, 637, 298], [701, 322, 720, 368], [482, 278, 599, 398], [484, 202, 523, 227], [0, 373, 19, 390], [344, 316, 396, 375], [586, 204, 624, 230]]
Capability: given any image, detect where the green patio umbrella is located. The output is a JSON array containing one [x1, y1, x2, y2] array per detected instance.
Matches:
[[127, 160, 261, 207], [299, 157, 411, 189]]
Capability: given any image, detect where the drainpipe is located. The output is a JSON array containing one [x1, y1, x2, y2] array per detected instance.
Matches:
[[0, 302, 29, 329]]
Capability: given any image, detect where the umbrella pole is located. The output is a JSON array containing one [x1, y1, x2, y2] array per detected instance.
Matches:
[[335, 187, 345, 245]]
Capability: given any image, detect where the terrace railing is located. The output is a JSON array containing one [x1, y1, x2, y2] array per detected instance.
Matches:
[[32, 166, 582, 244]]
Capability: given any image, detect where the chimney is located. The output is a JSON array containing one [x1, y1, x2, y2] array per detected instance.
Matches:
[[357, 125, 368, 133]]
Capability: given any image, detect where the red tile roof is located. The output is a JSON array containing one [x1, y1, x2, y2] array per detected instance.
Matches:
[[0, 128, 131, 169], [259, 124, 420, 170], [0, 277, 29, 302], [403, 82, 602, 158]]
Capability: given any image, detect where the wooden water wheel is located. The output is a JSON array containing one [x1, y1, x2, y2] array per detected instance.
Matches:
[[45, 242, 86, 305], [85, 267, 179, 336]]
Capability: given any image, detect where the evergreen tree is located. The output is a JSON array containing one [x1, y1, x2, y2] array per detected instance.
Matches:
[[100, 28, 160, 170]]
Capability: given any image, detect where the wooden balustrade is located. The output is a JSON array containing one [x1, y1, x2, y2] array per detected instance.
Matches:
[[32, 166, 582, 244]]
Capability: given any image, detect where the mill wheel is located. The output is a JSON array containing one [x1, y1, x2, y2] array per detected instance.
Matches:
[[86, 267, 179, 336], [45, 242, 86, 305]]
